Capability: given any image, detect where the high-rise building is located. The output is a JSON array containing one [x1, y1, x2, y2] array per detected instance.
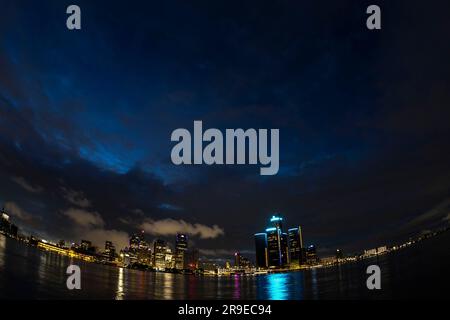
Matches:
[[254, 233, 268, 268], [270, 215, 283, 229], [281, 232, 289, 265], [266, 227, 282, 267], [288, 227, 304, 266], [138, 239, 149, 251], [130, 233, 141, 250], [0, 208, 18, 237], [165, 247, 174, 269], [239, 256, 252, 269], [255, 215, 303, 268], [0, 211, 10, 233], [138, 247, 152, 266], [105, 241, 116, 261], [234, 252, 241, 267], [1, 208, 9, 222], [200, 260, 219, 272], [105, 240, 114, 251], [266, 215, 289, 268], [336, 249, 343, 260], [175, 234, 188, 270], [127, 232, 152, 266], [80, 240, 92, 251], [77, 240, 95, 254], [306, 245, 318, 264], [233, 252, 252, 269], [153, 239, 167, 270]]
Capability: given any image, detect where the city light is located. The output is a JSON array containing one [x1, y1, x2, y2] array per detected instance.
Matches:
[[1, 204, 447, 282], [270, 215, 282, 222]]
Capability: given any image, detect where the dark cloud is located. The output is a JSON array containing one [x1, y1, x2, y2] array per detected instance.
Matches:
[[0, 0, 449, 259], [4, 201, 35, 224], [61, 188, 91, 208], [140, 218, 224, 239], [63, 208, 104, 228], [11, 176, 44, 193]]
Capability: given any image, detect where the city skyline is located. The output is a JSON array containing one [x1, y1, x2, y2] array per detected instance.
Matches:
[[2, 204, 446, 270], [1, 205, 302, 264], [1, 0, 450, 262]]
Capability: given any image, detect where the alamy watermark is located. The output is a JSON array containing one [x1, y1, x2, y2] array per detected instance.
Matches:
[[170, 121, 279, 175], [66, 265, 81, 290], [366, 265, 381, 290], [65, 4, 380, 32]]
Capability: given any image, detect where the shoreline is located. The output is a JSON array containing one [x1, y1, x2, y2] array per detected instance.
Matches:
[[2, 226, 449, 278]]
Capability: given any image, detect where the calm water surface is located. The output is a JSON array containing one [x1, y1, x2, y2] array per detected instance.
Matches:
[[0, 232, 449, 299]]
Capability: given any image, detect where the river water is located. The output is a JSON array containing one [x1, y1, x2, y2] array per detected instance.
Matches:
[[0, 232, 448, 299]]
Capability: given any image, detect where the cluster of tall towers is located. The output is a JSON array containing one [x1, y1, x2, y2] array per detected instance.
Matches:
[[254, 215, 305, 268], [126, 232, 190, 270]]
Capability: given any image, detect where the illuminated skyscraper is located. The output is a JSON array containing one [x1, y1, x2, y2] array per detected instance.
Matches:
[[270, 215, 283, 229], [267, 215, 289, 267], [239, 256, 252, 268], [1, 208, 9, 222], [288, 226, 304, 266], [266, 227, 282, 267], [0, 208, 11, 233], [0, 208, 18, 237], [128, 231, 152, 265], [105, 240, 116, 261], [255, 215, 301, 268], [80, 239, 92, 252], [281, 232, 289, 265], [234, 251, 241, 267], [129, 233, 141, 249], [336, 249, 343, 260], [254, 233, 268, 268], [175, 233, 188, 270], [306, 245, 318, 264], [153, 239, 167, 270], [165, 247, 174, 269]]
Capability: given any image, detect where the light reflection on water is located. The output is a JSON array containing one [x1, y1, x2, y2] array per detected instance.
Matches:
[[116, 267, 124, 300], [0, 233, 449, 299], [310, 268, 318, 300], [232, 275, 241, 299], [0, 235, 5, 269], [161, 272, 174, 299], [266, 273, 289, 300]]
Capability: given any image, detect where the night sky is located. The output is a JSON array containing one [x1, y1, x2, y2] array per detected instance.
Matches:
[[1, 0, 450, 260]]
